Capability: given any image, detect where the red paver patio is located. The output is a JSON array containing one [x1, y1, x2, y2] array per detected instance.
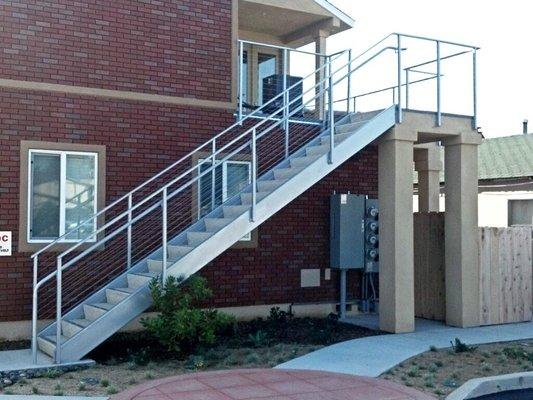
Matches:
[[112, 369, 434, 400]]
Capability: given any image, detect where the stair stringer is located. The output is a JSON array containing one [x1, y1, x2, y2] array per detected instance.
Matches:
[[44, 105, 397, 363]]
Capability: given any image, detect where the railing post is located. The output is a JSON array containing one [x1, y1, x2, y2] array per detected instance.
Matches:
[[238, 41, 244, 123], [127, 194, 132, 269], [472, 49, 477, 130], [251, 128, 257, 222], [328, 62, 335, 164], [396, 34, 402, 123], [436, 40, 442, 127], [161, 187, 168, 284], [211, 139, 216, 211], [31, 256, 38, 364], [283, 48, 289, 159], [55, 257, 62, 364], [347, 49, 352, 113], [353, 97, 356, 113], [405, 69, 410, 109]]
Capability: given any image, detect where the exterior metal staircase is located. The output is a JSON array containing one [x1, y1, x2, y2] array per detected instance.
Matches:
[[30, 33, 479, 364]]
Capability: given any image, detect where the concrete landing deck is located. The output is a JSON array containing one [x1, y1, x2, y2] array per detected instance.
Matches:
[[277, 317, 533, 377], [0, 348, 94, 374]]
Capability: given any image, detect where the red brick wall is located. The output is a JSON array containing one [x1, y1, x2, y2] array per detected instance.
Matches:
[[0, 0, 379, 323], [0, 0, 232, 101], [0, 89, 378, 321]]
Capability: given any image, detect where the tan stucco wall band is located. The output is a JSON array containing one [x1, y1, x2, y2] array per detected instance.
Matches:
[[0, 79, 236, 110]]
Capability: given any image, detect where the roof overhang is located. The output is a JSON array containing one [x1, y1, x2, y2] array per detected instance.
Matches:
[[238, 0, 354, 47]]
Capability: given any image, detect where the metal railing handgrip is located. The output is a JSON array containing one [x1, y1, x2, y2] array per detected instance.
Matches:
[[404, 50, 472, 71], [393, 32, 480, 49]]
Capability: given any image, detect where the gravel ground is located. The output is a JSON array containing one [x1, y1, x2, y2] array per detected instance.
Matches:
[[381, 339, 533, 399]]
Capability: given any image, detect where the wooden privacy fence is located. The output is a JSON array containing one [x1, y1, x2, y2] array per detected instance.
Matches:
[[414, 213, 446, 321], [413, 212, 533, 325], [479, 226, 532, 325]]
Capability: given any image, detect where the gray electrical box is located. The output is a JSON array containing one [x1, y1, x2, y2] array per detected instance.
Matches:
[[330, 194, 365, 269]]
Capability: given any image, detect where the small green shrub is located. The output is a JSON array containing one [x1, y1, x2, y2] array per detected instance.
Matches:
[[450, 338, 477, 353], [78, 382, 86, 392], [248, 330, 268, 348], [101, 379, 110, 388], [141, 276, 235, 355], [107, 387, 118, 395], [32, 386, 39, 394], [429, 345, 438, 352], [268, 306, 293, 325]]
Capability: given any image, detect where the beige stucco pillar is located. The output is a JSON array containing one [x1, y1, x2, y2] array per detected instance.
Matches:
[[315, 30, 328, 119], [414, 143, 442, 212], [378, 127, 417, 333], [443, 132, 482, 327]]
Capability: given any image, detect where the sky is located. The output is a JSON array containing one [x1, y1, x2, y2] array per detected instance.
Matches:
[[325, 0, 533, 138]]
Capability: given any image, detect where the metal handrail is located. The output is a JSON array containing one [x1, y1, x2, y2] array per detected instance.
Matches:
[[31, 32, 480, 364], [31, 47, 349, 260]]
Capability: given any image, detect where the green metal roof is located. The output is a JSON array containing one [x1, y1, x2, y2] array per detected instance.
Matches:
[[479, 134, 533, 180], [414, 134, 533, 183]]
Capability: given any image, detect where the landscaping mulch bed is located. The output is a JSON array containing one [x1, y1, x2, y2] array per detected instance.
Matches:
[[0, 316, 382, 396], [381, 339, 533, 399]]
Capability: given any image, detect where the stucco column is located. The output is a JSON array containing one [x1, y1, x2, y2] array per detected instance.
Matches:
[[414, 143, 442, 212], [443, 132, 482, 327], [378, 127, 417, 333], [315, 30, 328, 119]]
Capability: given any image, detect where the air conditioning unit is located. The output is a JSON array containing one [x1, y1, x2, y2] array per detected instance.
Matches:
[[262, 74, 303, 117]]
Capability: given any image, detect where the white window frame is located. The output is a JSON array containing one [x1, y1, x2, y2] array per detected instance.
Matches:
[[198, 159, 252, 241], [28, 149, 98, 243]]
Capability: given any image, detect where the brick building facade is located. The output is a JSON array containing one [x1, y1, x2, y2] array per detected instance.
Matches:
[[0, 0, 373, 330]]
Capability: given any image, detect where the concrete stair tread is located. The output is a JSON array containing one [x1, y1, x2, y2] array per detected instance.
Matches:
[[43, 334, 68, 344], [257, 178, 288, 192], [112, 286, 136, 294], [240, 191, 269, 205], [222, 205, 250, 217], [91, 302, 115, 311], [70, 318, 92, 328], [273, 166, 304, 179], [203, 217, 234, 231], [290, 154, 321, 167]]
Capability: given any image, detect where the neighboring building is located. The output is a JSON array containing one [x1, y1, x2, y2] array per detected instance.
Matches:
[[413, 134, 533, 227], [478, 134, 533, 227], [0, 0, 483, 364]]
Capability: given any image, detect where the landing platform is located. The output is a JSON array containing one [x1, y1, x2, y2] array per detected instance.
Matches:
[[0, 348, 94, 374]]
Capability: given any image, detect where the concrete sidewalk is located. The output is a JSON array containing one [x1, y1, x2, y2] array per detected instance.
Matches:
[[277, 317, 533, 377]]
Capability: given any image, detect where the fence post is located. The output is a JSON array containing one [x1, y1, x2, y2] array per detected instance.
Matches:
[[405, 69, 410, 109], [436, 40, 442, 127], [238, 41, 244, 123], [472, 49, 477, 130], [347, 49, 352, 113], [55, 257, 62, 364], [328, 61, 335, 164], [211, 139, 216, 212], [251, 128, 257, 222], [161, 187, 168, 284], [127, 194, 132, 269], [396, 34, 402, 123], [31, 256, 38, 364], [283, 48, 289, 159]]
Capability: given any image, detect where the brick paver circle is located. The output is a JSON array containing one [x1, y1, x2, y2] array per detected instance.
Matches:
[[112, 369, 434, 400]]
